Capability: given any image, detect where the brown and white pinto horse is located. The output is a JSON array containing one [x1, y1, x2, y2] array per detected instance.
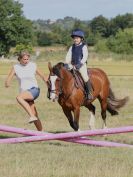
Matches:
[[48, 62, 128, 131]]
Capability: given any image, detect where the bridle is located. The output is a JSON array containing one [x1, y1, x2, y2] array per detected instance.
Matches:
[[48, 66, 76, 100], [47, 76, 63, 99]]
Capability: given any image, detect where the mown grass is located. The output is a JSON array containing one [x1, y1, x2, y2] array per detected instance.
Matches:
[[0, 50, 133, 177]]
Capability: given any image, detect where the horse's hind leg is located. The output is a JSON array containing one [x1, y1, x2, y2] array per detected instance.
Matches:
[[85, 103, 96, 129], [62, 107, 75, 130]]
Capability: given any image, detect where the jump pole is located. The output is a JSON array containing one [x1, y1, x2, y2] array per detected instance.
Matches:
[[1, 125, 133, 137], [0, 124, 133, 147], [0, 135, 133, 147]]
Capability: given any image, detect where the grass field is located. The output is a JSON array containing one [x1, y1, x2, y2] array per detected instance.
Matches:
[[0, 51, 133, 177]]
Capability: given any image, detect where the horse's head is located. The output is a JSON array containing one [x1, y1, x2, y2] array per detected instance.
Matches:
[[47, 62, 64, 101]]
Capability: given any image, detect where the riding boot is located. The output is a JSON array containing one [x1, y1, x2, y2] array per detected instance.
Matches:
[[85, 80, 93, 100]]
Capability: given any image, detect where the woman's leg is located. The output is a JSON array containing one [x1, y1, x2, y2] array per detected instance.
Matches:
[[16, 91, 35, 117], [29, 101, 43, 131], [16, 91, 43, 131]]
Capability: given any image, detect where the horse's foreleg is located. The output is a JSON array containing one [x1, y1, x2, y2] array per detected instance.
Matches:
[[85, 104, 96, 129], [73, 107, 80, 131], [62, 107, 75, 130], [100, 100, 107, 129]]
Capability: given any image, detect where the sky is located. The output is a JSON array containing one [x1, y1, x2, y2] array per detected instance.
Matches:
[[18, 0, 133, 20]]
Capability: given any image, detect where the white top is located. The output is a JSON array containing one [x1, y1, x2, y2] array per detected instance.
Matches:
[[14, 62, 38, 92], [65, 43, 88, 64]]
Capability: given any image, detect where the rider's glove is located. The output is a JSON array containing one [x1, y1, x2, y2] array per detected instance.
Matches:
[[75, 63, 83, 70], [64, 63, 72, 70]]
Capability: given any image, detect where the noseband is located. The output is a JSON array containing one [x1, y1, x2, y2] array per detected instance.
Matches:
[[47, 77, 63, 99], [48, 64, 75, 100]]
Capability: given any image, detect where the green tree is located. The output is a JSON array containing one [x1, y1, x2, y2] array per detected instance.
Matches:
[[73, 20, 84, 29], [14, 44, 33, 55], [109, 13, 133, 36], [37, 32, 52, 46], [0, 0, 34, 56], [107, 28, 133, 54], [90, 15, 110, 37], [61, 29, 71, 46], [95, 39, 109, 53]]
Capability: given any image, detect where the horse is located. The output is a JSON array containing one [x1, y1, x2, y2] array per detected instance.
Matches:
[[47, 62, 128, 131]]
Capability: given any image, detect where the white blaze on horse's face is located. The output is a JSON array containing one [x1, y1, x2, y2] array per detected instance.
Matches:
[[49, 75, 58, 101]]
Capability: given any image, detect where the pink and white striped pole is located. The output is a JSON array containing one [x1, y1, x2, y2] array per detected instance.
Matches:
[[0, 135, 133, 147], [1, 124, 133, 137], [0, 124, 133, 147]]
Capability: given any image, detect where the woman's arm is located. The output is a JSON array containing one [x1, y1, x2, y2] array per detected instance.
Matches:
[[36, 68, 48, 82], [5, 67, 15, 87]]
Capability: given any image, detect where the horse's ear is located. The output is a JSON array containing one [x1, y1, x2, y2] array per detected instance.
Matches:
[[48, 62, 52, 72]]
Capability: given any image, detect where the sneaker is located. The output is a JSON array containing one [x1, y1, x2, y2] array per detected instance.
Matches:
[[28, 116, 38, 124]]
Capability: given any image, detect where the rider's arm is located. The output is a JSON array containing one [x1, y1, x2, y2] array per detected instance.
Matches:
[[65, 46, 72, 64], [5, 67, 15, 87], [81, 45, 88, 64]]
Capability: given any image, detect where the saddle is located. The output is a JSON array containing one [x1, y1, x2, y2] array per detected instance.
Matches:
[[70, 68, 90, 93]]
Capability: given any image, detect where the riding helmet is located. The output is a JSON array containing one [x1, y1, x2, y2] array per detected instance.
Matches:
[[71, 29, 85, 39]]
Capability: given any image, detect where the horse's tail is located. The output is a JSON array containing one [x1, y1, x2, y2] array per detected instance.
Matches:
[[107, 88, 129, 116]]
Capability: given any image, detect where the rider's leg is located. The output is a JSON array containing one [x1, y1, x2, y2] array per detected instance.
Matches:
[[79, 64, 93, 100], [84, 80, 93, 99]]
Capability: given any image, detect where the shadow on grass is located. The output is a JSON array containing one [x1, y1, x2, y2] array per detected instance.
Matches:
[[48, 142, 68, 146], [0, 135, 26, 139], [49, 130, 72, 134], [0, 135, 17, 139]]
